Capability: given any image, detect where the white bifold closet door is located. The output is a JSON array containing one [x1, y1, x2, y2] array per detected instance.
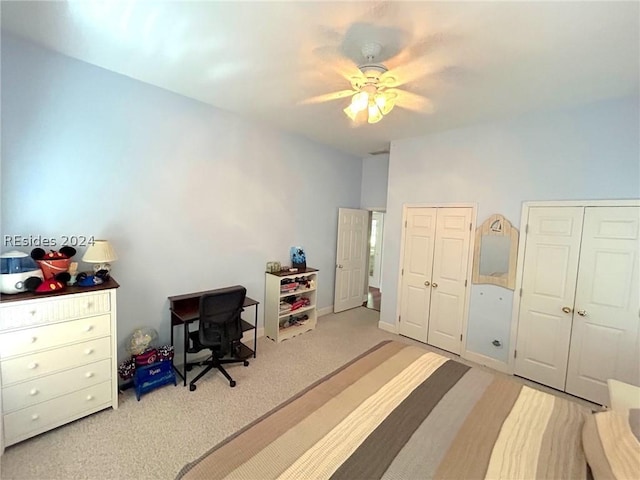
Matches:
[[515, 206, 640, 405], [398, 207, 472, 354]]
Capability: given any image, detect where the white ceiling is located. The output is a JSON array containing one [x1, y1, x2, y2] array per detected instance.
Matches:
[[2, 1, 638, 157]]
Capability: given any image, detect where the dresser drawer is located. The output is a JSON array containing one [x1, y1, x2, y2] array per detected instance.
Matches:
[[0, 314, 111, 359], [0, 291, 111, 331], [3, 381, 112, 444], [1, 336, 111, 385], [2, 359, 112, 412]]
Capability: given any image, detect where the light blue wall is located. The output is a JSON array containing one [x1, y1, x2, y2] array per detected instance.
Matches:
[[381, 96, 640, 363], [1, 35, 363, 360], [360, 154, 389, 210]]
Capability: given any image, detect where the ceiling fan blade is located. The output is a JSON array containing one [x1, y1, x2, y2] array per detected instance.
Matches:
[[312, 46, 360, 80], [390, 89, 436, 114], [299, 90, 356, 105]]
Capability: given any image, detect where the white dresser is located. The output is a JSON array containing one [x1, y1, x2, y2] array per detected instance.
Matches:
[[0, 279, 119, 452]]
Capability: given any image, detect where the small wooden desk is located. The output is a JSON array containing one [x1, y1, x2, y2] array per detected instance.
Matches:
[[168, 287, 259, 386]]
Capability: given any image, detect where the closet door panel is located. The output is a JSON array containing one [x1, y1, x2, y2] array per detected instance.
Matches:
[[398, 208, 437, 343], [514, 207, 583, 390], [566, 206, 640, 405], [427, 208, 472, 354]]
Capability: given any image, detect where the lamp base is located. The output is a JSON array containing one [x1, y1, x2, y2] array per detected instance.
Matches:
[[93, 263, 111, 279]]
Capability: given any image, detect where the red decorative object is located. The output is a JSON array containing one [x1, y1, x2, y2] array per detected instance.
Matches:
[[134, 348, 158, 366]]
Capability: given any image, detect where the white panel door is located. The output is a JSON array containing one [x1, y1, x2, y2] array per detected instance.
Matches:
[[515, 207, 584, 390], [566, 206, 640, 405], [398, 208, 437, 343], [427, 208, 473, 354], [334, 208, 369, 313]]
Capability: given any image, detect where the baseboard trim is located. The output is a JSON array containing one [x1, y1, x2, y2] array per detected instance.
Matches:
[[462, 350, 510, 374], [378, 321, 397, 334], [317, 306, 333, 317]]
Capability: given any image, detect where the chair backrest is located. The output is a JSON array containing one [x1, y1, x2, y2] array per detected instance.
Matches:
[[198, 286, 247, 355]]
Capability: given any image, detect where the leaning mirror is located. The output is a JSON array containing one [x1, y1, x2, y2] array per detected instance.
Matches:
[[472, 214, 519, 289]]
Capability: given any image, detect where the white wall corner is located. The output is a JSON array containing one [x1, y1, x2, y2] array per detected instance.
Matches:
[[378, 321, 397, 334], [462, 350, 510, 374], [317, 305, 334, 317]]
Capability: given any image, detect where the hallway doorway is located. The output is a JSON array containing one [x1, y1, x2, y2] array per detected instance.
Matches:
[[365, 211, 384, 312]]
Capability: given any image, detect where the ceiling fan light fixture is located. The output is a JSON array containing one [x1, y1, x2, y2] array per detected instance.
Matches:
[[374, 93, 395, 115], [343, 103, 359, 121], [367, 103, 383, 124], [351, 91, 369, 112]]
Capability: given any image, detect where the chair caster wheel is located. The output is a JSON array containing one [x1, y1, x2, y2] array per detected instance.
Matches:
[[189, 384, 196, 392], [243, 360, 249, 367], [230, 380, 236, 387]]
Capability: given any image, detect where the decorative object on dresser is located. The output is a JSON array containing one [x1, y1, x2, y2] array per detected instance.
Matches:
[[31, 246, 77, 280], [0, 251, 43, 294], [265, 268, 317, 342], [82, 240, 118, 278], [0, 278, 119, 452]]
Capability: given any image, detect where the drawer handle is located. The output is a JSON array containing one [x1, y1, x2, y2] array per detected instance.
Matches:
[[30, 336, 38, 343], [84, 325, 94, 332], [29, 310, 37, 316], [85, 372, 95, 378], [86, 395, 94, 401], [28, 362, 39, 370], [86, 302, 94, 308], [84, 348, 94, 355], [29, 388, 39, 396], [31, 414, 39, 421]]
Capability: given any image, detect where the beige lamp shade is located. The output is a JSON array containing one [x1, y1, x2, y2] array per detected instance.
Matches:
[[82, 241, 118, 277], [82, 240, 118, 263]]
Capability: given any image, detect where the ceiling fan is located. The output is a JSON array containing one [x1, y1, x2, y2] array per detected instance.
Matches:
[[302, 41, 433, 125]]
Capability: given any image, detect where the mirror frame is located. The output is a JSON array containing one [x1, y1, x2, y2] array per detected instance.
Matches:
[[472, 213, 519, 290]]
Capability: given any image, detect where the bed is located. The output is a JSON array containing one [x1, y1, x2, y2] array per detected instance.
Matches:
[[177, 340, 632, 480]]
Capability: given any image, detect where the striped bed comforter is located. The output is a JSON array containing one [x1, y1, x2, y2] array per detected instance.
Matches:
[[178, 340, 589, 480]]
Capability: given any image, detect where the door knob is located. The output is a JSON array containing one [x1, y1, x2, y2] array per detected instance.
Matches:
[[562, 306, 572, 314], [337, 265, 343, 269], [424, 281, 430, 287], [577, 310, 587, 316], [432, 282, 438, 288]]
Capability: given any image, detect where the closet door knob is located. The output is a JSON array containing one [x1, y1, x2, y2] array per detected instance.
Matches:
[[562, 306, 572, 314], [432, 282, 439, 288], [424, 281, 430, 287], [577, 310, 587, 317], [337, 264, 343, 269]]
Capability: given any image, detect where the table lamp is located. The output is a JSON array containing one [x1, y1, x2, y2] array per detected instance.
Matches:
[[82, 240, 118, 278]]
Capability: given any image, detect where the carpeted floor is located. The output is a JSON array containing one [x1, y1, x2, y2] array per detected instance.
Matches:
[[0, 307, 597, 480], [0, 308, 399, 479]]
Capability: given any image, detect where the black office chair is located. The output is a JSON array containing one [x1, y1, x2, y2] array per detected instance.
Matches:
[[186, 285, 249, 391]]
